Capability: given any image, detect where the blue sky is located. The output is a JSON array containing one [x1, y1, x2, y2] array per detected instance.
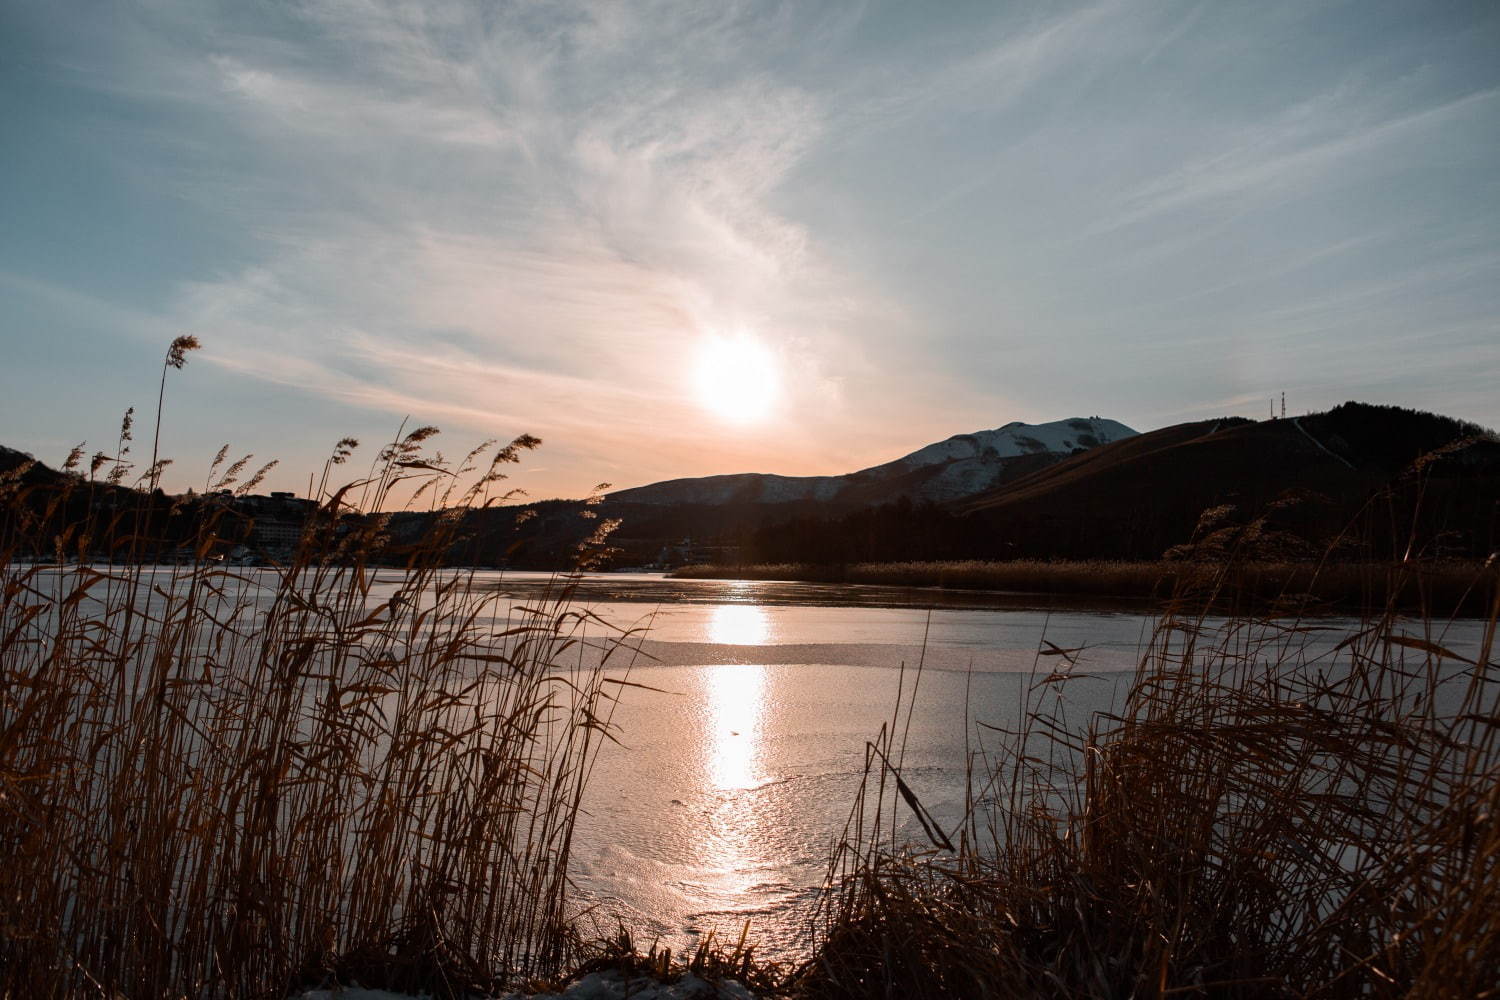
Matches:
[[2, 0, 1497, 499]]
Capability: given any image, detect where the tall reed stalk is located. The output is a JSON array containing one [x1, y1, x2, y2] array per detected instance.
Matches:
[[0, 394, 633, 997], [799, 573, 1499, 998], [147, 335, 200, 493]]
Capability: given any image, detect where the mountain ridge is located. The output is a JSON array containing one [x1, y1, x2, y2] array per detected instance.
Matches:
[[609, 416, 1137, 507], [695, 403, 1499, 567]]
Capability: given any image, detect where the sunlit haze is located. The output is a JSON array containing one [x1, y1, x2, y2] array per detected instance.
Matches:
[[695, 334, 780, 425], [2, 2, 1497, 499]]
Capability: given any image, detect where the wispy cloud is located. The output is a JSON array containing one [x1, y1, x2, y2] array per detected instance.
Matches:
[[5, 0, 1498, 494], [99, 0, 894, 490], [1098, 86, 1500, 234]]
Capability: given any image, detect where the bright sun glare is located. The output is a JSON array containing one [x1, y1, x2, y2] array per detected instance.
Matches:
[[694, 334, 779, 423]]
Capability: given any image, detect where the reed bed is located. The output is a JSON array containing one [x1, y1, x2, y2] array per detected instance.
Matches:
[[793, 586, 1500, 998], [672, 559, 1495, 614], [0, 388, 637, 996], [6, 339, 1497, 998]]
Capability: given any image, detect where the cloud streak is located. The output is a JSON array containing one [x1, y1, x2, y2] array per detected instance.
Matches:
[[126, 0, 882, 491], [4, 0, 1498, 496], [1101, 86, 1500, 234]]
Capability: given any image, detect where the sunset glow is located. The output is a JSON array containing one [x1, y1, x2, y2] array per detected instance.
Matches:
[[3, 3, 1495, 499], [3, 0, 1499, 988], [694, 334, 779, 424]]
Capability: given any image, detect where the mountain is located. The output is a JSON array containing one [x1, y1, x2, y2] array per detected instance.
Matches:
[[723, 403, 1498, 566], [609, 416, 1138, 507], [8, 403, 1491, 570], [951, 402, 1498, 561]]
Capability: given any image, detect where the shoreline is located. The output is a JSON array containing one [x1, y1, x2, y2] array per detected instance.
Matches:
[[669, 558, 1498, 617]]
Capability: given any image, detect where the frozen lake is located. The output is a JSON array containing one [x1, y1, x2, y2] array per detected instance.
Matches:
[[480, 572, 1488, 964], [19, 565, 1487, 967]]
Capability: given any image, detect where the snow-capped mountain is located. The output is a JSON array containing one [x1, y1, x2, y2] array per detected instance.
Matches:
[[610, 417, 1138, 507]]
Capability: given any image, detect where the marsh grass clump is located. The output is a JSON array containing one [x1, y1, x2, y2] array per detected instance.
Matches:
[[796, 582, 1499, 999], [571, 925, 786, 997], [0, 395, 638, 996]]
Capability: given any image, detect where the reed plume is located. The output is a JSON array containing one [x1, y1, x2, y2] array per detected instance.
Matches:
[[0, 384, 635, 998], [149, 335, 200, 492]]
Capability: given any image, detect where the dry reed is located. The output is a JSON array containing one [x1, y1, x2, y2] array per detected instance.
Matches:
[[793, 579, 1500, 998], [0, 385, 638, 996], [7, 339, 1497, 998]]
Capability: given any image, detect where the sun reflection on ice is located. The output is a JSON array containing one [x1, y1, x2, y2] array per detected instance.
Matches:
[[703, 604, 773, 795], [698, 608, 774, 904], [706, 663, 766, 791], [690, 605, 774, 911], [708, 603, 770, 645]]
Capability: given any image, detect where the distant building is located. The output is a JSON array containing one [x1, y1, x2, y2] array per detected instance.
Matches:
[[233, 491, 317, 559], [253, 519, 304, 551], [653, 537, 734, 568]]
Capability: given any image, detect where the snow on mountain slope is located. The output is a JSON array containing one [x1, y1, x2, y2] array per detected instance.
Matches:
[[610, 417, 1137, 507], [866, 417, 1137, 475]]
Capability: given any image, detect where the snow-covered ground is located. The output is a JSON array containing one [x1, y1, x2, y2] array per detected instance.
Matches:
[[296, 970, 756, 999]]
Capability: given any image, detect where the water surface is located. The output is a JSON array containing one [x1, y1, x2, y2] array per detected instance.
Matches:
[[513, 572, 1485, 963], [26, 565, 1487, 965]]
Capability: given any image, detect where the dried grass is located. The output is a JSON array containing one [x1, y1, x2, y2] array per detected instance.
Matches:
[[6, 339, 1496, 998], [792, 583, 1500, 998], [0, 403, 637, 997]]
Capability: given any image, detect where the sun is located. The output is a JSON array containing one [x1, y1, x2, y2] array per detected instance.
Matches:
[[694, 333, 779, 423]]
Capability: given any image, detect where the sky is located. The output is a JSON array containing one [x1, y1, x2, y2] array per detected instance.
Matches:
[[2, 0, 1498, 501]]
